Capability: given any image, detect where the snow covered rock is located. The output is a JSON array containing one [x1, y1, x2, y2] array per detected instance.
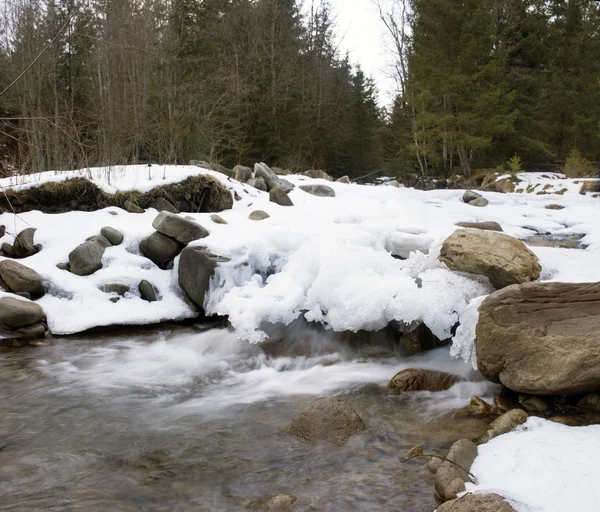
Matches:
[[389, 368, 461, 392], [248, 177, 267, 191], [269, 187, 294, 207], [439, 229, 541, 289], [284, 397, 365, 445], [233, 165, 253, 183], [299, 184, 336, 197], [476, 281, 600, 395], [434, 439, 478, 502], [437, 493, 516, 512], [13, 228, 38, 258], [100, 227, 123, 246], [303, 169, 333, 181], [455, 221, 502, 232], [139, 232, 183, 269], [0, 260, 45, 299], [178, 246, 229, 312], [152, 211, 209, 245]]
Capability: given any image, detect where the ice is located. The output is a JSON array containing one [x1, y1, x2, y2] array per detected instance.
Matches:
[[466, 417, 600, 512]]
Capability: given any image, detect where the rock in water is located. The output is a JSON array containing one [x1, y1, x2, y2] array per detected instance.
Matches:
[[389, 368, 462, 392], [0, 297, 45, 328], [479, 409, 528, 443], [437, 493, 516, 511], [455, 221, 503, 232], [178, 246, 229, 311], [233, 165, 253, 183], [69, 238, 108, 276], [476, 281, 600, 395], [13, 228, 38, 258], [0, 260, 45, 299], [100, 227, 124, 246], [434, 439, 478, 502], [139, 232, 183, 269], [248, 177, 268, 191], [269, 187, 294, 206], [439, 229, 541, 289], [284, 397, 365, 445], [299, 184, 336, 197], [152, 211, 209, 245], [249, 210, 270, 221]]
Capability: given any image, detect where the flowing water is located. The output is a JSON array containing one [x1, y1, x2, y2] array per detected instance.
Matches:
[[0, 322, 498, 512]]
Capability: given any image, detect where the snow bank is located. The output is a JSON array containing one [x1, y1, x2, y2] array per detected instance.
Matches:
[[466, 417, 600, 512], [0, 169, 599, 342]]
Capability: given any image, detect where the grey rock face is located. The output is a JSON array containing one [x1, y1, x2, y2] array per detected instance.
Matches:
[[152, 211, 209, 245], [299, 184, 336, 197], [0, 260, 45, 299], [254, 163, 286, 191], [178, 246, 229, 311], [139, 232, 183, 269], [69, 238, 107, 276], [100, 227, 124, 246], [269, 187, 294, 207]]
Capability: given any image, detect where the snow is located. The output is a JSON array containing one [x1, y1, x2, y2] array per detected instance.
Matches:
[[466, 417, 600, 512], [1, 168, 599, 343]]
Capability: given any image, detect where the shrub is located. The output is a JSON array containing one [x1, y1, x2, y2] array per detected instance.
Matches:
[[563, 148, 594, 178]]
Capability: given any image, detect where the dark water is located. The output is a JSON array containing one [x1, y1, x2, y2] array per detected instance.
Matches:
[[0, 324, 497, 511]]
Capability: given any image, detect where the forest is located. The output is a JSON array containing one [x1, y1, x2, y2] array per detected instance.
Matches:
[[0, 0, 599, 179]]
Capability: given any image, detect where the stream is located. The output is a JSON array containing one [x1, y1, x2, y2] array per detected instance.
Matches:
[[0, 323, 498, 511]]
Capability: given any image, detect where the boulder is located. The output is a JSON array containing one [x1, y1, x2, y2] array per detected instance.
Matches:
[[0, 260, 45, 299], [434, 439, 477, 502], [389, 368, 462, 392], [152, 211, 209, 245], [479, 409, 528, 444], [139, 232, 183, 269], [284, 397, 365, 445], [100, 227, 124, 246], [469, 197, 489, 207], [124, 200, 144, 213], [439, 229, 541, 289], [210, 214, 228, 225], [13, 228, 38, 258], [249, 210, 270, 221], [462, 190, 482, 203], [209, 162, 234, 177], [178, 246, 229, 311], [303, 169, 333, 181], [437, 493, 516, 512], [299, 184, 336, 197], [152, 197, 179, 214], [254, 163, 283, 191], [248, 177, 268, 191], [15, 322, 46, 341], [87, 235, 112, 248], [138, 280, 158, 302], [233, 165, 253, 183], [69, 238, 108, 276], [455, 221, 502, 232], [0, 297, 45, 328], [400, 324, 448, 355], [1, 243, 14, 257], [336, 175, 350, 184], [578, 393, 600, 412], [467, 396, 493, 416], [279, 179, 295, 192], [269, 187, 294, 207], [476, 281, 600, 395]]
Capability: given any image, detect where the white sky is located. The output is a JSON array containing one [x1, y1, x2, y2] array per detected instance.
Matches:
[[326, 0, 397, 107]]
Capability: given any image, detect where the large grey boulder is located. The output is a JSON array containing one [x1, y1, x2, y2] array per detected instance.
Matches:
[[0, 297, 45, 328], [233, 165, 253, 183], [13, 228, 38, 258], [254, 163, 281, 191], [248, 177, 268, 191], [269, 187, 294, 207], [139, 232, 183, 269], [434, 439, 477, 502], [69, 238, 108, 276], [303, 169, 333, 181], [439, 229, 541, 289], [152, 211, 209, 245], [284, 397, 365, 445], [476, 281, 600, 395], [178, 246, 229, 311], [299, 184, 336, 197], [0, 260, 45, 299], [389, 368, 462, 392], [100, 227, 124, 246], [437, 493, 516, 512]]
